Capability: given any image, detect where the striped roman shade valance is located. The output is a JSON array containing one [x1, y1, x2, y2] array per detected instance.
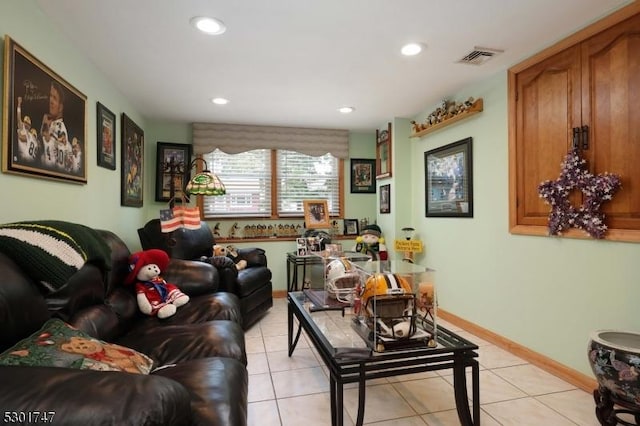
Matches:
[[192, 122, 349, 159]]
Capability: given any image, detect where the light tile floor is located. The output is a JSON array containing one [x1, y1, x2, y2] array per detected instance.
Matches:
[[246, 298, 600, 425]]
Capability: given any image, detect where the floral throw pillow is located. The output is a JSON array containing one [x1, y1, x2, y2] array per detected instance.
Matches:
[[0, 318, 153, 374]]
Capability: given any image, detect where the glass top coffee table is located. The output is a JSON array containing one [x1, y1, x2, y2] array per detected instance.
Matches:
[[288, 290, 480, 426]]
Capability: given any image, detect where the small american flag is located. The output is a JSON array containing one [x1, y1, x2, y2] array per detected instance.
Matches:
[[173, 206, 202, 230], [159, 208, 182, 233]]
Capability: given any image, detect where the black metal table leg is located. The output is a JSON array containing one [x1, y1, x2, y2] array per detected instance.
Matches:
[[330, 375, 337, 426], [287, 256, 292, 292], [336, 376, 343, 426], [356, 366, 366, 426], [453, 355, 475, 425], [288, 299, 303, 356], [472, 359, 480, 424]]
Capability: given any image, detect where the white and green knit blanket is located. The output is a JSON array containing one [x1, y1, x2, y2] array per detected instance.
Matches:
[[0, 221, 111, 293]]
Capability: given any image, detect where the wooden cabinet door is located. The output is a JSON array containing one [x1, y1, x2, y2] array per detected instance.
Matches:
[[514, 46, 582, 226], [581, 13, 640, 230]]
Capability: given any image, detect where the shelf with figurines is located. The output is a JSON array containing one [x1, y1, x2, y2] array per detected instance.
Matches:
[[410, 97, 483, 138]]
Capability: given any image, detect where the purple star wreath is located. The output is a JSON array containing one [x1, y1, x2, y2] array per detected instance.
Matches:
[[537, 150, 621, 239]]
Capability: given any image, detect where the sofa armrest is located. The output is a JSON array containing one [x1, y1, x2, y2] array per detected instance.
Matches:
[[163, 259, 219, 297], [0, 366, 191, 425], [236, 247, 268, 267]]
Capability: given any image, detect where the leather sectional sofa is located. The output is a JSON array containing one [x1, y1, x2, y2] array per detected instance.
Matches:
[[0, 222, 249, 425]]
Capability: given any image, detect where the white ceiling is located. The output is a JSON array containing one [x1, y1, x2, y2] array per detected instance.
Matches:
[[36, 0, 631, 133]]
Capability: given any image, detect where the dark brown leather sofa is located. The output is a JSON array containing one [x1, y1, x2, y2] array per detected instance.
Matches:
[[0, 225, 248, 426], [138, 219, 273, 329]]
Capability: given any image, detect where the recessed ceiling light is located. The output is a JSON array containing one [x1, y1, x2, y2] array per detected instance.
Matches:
[[211, 97, 229, 105], [401, 42, 424, 56], [338, 106, 355, 114], [191, 16, 226, 35]]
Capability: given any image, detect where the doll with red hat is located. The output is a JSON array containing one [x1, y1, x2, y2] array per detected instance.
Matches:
[[125, 249, 189, 319]]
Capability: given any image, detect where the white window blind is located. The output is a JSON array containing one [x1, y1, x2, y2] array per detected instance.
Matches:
[[201, 149, 341, 219], [202, 149, 271, 218], [277, 150, 339, 217]]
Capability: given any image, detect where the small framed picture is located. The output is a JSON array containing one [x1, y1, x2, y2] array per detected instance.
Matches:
[[155, 142, 192, 202], [296, 237, 308, 256], [343, 219, 359, 236], [380, 184, 391, 214], [303, 199, 331, 229], [350, 158, 376, 193], [96, 102, 116, 170]]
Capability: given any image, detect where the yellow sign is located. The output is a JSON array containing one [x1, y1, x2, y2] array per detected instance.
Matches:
[[394, 239, 423, 253]]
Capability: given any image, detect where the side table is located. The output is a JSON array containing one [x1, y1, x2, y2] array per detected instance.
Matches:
[[286, 251, 370, 292]]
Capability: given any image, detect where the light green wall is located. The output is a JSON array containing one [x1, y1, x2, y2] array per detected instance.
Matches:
[[407, 71, 640, 377], [0, 0, 147, 250]]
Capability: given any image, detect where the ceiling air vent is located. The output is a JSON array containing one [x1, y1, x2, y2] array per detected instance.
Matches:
[[457, 46, 504, 65]]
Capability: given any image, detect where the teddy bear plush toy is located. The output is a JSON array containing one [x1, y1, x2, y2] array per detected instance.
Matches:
[[354, 224, 388, 260], [213, 244, 247, 270], [125, 249, 189, 319], [225, 245, 247, 271]]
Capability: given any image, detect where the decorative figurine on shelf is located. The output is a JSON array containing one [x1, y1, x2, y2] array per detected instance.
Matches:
[[229, 222, 240, 239], [354, 224, 388, 260], [331, 220, 340, 235], [213, 223, 222, 238]]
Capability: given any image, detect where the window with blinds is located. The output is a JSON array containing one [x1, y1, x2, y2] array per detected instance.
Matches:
[[277, 150, 340, 217], [201, 149, 341, 219], [202, 149, 272, 217]]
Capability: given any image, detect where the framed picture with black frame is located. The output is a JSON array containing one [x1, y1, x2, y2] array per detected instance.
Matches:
[[120, 113, 144, 207], [350, 158, 376, 193], [2, 36, 87, 183], [343, 219, 359, 236], [424, 137, 473, 217], [96, 102, 116, 170], [380, 183, 391, 214], [155, 142, 192, 202]]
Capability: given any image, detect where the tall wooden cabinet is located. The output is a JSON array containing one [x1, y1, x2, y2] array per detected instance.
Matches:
[[509, 4, 640, 241]]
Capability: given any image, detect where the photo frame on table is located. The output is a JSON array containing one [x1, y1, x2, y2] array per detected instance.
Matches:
[[2, 36, 87, 183], [296, 237, 308, 256], [343, 219, 359, 236], [155, 142, 192, 202], [424, 137, 473, 218], [380, 184, 391, 214], [376, 122, 392, 179], [303, 199, 331, 229], [96, 102, 116, 170], [350, 158, 376, 193], [120, 113, 144, 207]]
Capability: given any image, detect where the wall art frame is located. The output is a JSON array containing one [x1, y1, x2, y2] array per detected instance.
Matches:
[[380, 183, 391, 214], [120, 113, 144, 207], [303, 199, 331, 229], [376, 122, 392, 179], [2, 36, 87, 183], [343, 218, 360, 236], [424, 137, 473, 217], [96, 102, 116, 170], [350, 158, 376, 193], [155, 142, 192, 202]]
